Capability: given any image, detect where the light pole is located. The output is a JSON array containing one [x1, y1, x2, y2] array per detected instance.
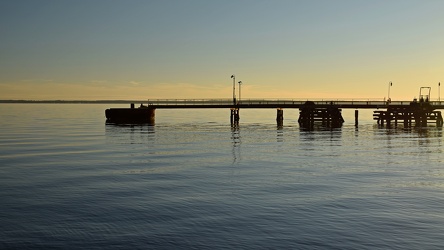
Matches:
[[231, 75, 236, 105], [388, 81, 392, 102], [439, 82, 441, 102], [238, 81, 242, 105]]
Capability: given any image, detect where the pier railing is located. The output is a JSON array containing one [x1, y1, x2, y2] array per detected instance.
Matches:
[[146, 99, 414, 105], [145, 99, 444, 109], [147, 99, 390, 105]]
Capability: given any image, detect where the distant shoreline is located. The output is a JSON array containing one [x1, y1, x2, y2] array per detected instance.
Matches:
[[0, 100, 145, 104]]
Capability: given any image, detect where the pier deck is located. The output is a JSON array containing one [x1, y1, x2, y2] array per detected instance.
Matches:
[[106, 99, 444, 127], [144, 99, 444, 109]]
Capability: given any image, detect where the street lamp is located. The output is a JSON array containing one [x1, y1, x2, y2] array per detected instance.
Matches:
[[238, 81, 242, 105], [388, 81, 393, 102], [231, 75, 236, 105], [439, 82, 441, 102]]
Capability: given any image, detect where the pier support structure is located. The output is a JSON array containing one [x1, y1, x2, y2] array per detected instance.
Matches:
[[276, 108, 284, 127], [298, 101, 344, 128], [373, 101, 443, 127], [230, 108, 240, 125], [355, 110, 359, 127]]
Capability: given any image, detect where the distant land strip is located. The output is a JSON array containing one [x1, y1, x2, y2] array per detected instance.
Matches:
[[0, 100, 145, 104]]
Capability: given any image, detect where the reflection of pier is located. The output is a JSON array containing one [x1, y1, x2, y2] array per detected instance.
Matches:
[[105, 99, 444, 128]]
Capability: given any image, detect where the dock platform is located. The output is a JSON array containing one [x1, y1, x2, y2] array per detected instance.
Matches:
[[105, 99, 444, 127]]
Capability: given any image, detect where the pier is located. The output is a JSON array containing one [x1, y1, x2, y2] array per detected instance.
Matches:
[[105, 99, 444, 128]]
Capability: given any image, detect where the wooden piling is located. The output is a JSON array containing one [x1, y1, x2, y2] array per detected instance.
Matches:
[[276, 108, 284, 126], [437, 112, 443, 127], [230, 108, 240, 125], [373, 103, 443, 128], [298, 101, 344, 128], [355, 110, 358, 126]]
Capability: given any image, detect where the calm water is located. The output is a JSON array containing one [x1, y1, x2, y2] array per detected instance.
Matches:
[[1, 104, 444, 249]]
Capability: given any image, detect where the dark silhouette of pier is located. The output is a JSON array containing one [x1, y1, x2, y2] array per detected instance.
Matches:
[[105, 99, 444, 128]]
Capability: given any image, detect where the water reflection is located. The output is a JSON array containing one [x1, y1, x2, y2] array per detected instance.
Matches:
[[230, 125, 242, 165], [277, 126, 284, 143], [375, 124, 443, 138], [414, 127, 443, 138], [299, 123, 343, 132], [373, 124, 443, 159], [230, 125, 241, 146], [299, 125, 342, 138], [105, 123, 155, 144]]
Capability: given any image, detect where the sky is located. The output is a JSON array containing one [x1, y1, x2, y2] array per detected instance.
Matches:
[[1, 0, 444, 101]]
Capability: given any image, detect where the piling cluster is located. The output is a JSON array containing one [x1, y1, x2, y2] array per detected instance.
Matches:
[[298, 101, 344, 128], [230, 108, 240, 125], [373, 100, 443, 127]]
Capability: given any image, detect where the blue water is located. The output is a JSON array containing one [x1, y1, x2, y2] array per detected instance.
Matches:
[[1, 104, 444, 249]]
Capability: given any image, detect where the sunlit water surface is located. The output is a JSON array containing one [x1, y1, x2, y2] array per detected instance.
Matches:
[[1, 104, 444, 249]]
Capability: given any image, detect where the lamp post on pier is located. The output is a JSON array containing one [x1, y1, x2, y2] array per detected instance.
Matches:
[[231, 75, 236, 105], [439, 82, 441, 103], [388, 81, 393, 103], [238, 81, 242, 105]]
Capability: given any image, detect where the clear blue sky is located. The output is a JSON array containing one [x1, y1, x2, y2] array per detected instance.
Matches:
[[1, 0, 444, 100]]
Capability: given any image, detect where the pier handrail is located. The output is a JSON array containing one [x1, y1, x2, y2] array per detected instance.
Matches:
[[147, 99, 396, 106], [145, 99, 444, 109]]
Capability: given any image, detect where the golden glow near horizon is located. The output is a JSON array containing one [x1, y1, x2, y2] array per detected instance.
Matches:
[[1, 1, 444, 101]]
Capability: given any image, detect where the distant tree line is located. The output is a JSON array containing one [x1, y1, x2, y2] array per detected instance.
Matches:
[[0, 100, 146, 104]]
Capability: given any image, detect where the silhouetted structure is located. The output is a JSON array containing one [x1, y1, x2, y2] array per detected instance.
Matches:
[[298, 101, 344, 128], [230, 108, 240, 125], [105, 99, 444, 128], [276, 108, 284, 127], [105, 104, 155, 124], [374, 99, 443, 127]]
